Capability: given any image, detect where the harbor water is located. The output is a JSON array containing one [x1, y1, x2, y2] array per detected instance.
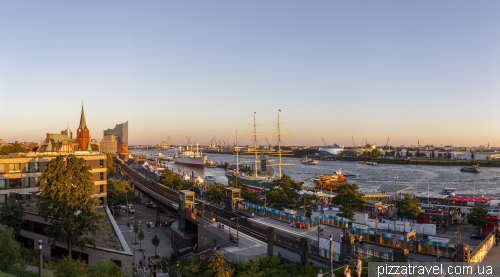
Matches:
[[131, 150, 500, 197]]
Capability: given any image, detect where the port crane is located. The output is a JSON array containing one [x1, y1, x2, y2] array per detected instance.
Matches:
[[385, 137, 389, 150], [322, 138, 327, 147], [352, 136, 355, 148]]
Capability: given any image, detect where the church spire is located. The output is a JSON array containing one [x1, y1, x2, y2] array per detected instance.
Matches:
[[79, 103, 87, 130]]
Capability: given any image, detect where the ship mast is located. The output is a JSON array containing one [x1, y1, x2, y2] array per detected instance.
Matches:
[[253, 112, 258, 178], [245, 112, 265, 179]]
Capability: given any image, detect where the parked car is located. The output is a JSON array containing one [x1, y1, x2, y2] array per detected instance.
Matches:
[[470, 234, 487, 240], [119, 204, 135, 214], [146, 203, 157, 209]]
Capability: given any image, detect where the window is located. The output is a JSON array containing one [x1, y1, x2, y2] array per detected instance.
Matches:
[[100, 159, 104, 168], [9, 178, 21, 188], [0, 194, 5, 204], [0, 179, 5, 189], [35, 178, 39, 186], [100, 185, 104, 193], [100, 172, 104, 180], [0, 164, 5, 173], [35, 163, 39, 172], [25, 178, 30, 187], [25, 163, 30, 172], [9, 163, 21, 172]]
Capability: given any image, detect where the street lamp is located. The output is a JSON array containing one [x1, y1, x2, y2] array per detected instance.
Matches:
[[177, 261, 180, 277], [394, 177, 398, 233], [133, 247, 136, 269], [38, 240, 42, 277]]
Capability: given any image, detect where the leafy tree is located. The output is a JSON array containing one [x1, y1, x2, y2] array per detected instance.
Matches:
[[105, 152, 115, 177], [208, 251, 235, 277], [471, 153, 475, 159], [230, 180, 261, 205], [396, 152, 401, 157], [438, 153, 443, 158], [0, 143, 27, 155], [396, 194, 421, 220], [331, 183, 366, 221], [37, 155, 103, 258], [54, 256, 86, 277], [0, 193, 25, 236], [138, 227, 145, 251], [296, 194, 315, 219], [207, 183, 225, 204], [266, 175, 301, 211], [0, 226, 21, 273], [159, 168, 178, 188], [468, 205, 489, 234], [405, 150, 409, 157], [338, 204, 355, 220], [184, 256, 201, 277], [152, 232, 160, 258], [133, 221, 139, 245], [416, 148, 420, 157], [371, 149, 381, 158], [447, 153, 452, 159], [431, 149, 435, 158], [107, 179, 139, 215], [86, 259, 126, 277]]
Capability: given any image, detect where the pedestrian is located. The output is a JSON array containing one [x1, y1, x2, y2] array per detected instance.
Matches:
[[344, 265, 351, 277], [355, 256, 362, 277], [317, 269, 323, 277], [436, 249, 441, 262]]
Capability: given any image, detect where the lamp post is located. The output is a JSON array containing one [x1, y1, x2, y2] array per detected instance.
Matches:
[[38, 240, 42, 277], [394, 177, 398, 233], [177, 261, 180, 277], [133, 247, 136, 269]]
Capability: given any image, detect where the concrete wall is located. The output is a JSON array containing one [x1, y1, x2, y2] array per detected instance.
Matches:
[[197, 224, 236, 249]]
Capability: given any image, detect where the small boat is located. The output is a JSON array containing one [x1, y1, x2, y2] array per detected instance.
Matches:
[[314, 170, 346, 192], [460, 164, 481, 173], [204, 175, 216, 184], [366, 162, 377, 166], [358, 161, 367, 164], [340, 169, 356, 178], [299, 157, 319, 165]]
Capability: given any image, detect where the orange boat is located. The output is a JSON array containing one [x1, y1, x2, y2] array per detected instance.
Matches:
[[314, 170, 346, 192]]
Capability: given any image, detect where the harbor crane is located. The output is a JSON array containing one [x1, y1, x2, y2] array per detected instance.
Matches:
[[385, 137, 389, 150], [186, 136, 192, 145], [352, 136, 355, 148], [322, 138, 327, 147], [161, 135, 171, 149]]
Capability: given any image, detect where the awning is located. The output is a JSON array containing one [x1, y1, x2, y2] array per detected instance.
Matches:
[[414, 193, 449, 199], [18, 192, 31, 195]]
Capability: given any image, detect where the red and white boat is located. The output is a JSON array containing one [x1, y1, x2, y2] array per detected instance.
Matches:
[[173, 144, 207, 168]]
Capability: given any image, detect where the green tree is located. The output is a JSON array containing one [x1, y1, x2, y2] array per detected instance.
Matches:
[[208, 251, 235, 277], [0, 143, 27, 155], [438, 153, 443, 158], [54, 256, 87, 277], [207, 183, 225, 204], [266, 175, 301, 211], [138, 227, 145, 251], [331, 183, 366, 221], [86, 259, 126, 277], [296, 194, 315, 219], [396, 152, 401, 157], [230, 180, 261, 205], [416, 148, 420, 157], [133, 221, 139, 245], [105, 152, 115, 178], [468, 205, 489, 234], [371, 149, 381, 158], [471, 153, 475, 159], [396, 194, 421, 220], [0, 226, 21, 273], [405, 150, 409, 157], [107, 179, 139, 215], [338, 204, 355, 221], [152, 232, 160, 258], [431, 149, 435, 158], [0, 193, 25, 236], [159, 168, 178, 188], [447, 153, 452, 159], [184, 257, 202, 277], [37, 155, 103, 258]]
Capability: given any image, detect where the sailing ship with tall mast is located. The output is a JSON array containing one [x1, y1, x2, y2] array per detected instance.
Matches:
[[225, 111, 301, 191]]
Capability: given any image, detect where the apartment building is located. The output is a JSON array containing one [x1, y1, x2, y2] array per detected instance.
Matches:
[[0, 152, 108, 205]]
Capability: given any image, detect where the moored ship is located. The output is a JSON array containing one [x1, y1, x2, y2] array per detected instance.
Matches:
[[173, 144, 206, 167], [313, 170, 346, 192], [299, 157, 319, 165]]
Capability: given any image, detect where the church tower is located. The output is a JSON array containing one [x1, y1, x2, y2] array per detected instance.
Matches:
[[76, 104, 90, 150]]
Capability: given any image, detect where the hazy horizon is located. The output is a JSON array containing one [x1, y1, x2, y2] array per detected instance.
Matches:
[[1, 1, 499, 146]]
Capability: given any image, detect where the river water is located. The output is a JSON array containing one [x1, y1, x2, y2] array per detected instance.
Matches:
[[131, 149, 500, 197]]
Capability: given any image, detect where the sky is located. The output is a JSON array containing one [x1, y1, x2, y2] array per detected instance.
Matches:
[[1, 1, 499, 147]]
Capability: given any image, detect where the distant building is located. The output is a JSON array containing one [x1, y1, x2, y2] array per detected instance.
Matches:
[[100, 134, 117, 154], [0, 138, 8, 147], [39, 105, 93, 153], [103, 122, 129, 161]]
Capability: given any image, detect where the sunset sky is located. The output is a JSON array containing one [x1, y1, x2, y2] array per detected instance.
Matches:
[[1, 1, 499, 147]]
